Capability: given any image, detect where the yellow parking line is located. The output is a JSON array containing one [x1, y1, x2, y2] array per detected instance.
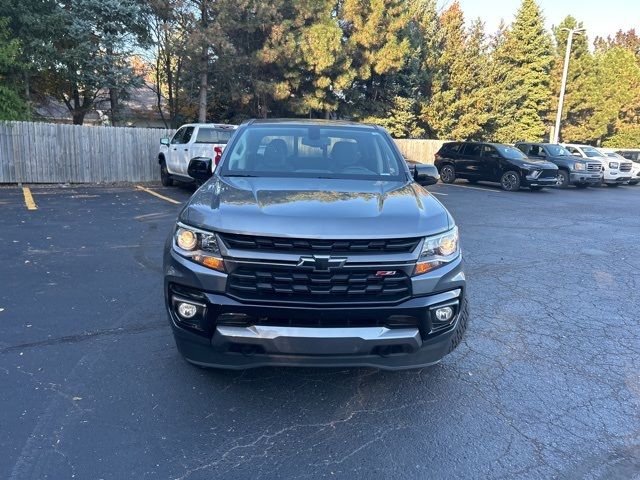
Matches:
[[135, 185, 181, 205], [22, 187, 37, 210]]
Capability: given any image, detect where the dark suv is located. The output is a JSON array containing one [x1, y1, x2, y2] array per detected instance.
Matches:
[[434, 142, 558, 191], [515, 142, 603, 188], [164, 119, 468, 370]]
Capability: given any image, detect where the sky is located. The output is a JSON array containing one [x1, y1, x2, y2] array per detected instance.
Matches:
[[451, 0, 640, 41]]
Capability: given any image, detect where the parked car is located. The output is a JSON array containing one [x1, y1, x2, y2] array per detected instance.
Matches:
[[515, 142, 603, 188], [612, 148, 640, 185], [165, 119, 468, 370], [598, 148, 637, 185], [562, 144, 632, 187], [158, 123, 237, 186], [434, 141, 558, 191]]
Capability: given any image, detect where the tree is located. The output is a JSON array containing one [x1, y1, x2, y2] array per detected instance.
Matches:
[[490, 0, 553, 142], [257, 1, 351, 118], [0, 18, 27, 120], [364, 96, 424, 137], [420, 3, 491, 140], [34, 0, 149, 124], [340, 0, 412, 118]]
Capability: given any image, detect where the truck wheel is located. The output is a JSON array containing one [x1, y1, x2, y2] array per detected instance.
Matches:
[[160, 161, 174, 187], [500, 171, 521, 191], [629, 180, 639, 185], [556, 170, 570, 188], [448, 297, 470, 354], [440, 164, 456, 184]]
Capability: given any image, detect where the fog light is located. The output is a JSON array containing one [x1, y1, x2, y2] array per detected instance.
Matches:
[[177, 302, 198, 319], [434, 306, 454, 322]]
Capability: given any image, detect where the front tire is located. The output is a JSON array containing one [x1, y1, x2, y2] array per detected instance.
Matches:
[[440, 164, 456, 184], [160, 161, 174, 187], [500, 171, 521, 191], [629, 180, 639, 185], [448, 297, 470, 354], [556, 170, 570, 189]]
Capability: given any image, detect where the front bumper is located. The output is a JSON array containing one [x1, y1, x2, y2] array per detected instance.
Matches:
[[570, 172, 602, 184], [603, 176, 632, 184], [164, 245, 466, 370], [523, 175, 557, 187]]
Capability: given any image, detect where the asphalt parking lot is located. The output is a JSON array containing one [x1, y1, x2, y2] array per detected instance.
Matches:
[[1, 181, 639, 479]]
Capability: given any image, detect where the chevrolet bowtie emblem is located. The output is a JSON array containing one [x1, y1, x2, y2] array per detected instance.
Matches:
[[297, 255, 347, 271]]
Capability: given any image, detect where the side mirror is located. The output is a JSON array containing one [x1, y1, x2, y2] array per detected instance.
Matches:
[[188, 157, 213, 183], [160, 137, 170, 146], [413, 164, 439, 186]]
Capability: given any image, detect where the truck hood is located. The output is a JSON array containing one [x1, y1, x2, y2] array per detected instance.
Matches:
[[181, 177, 451, 239]]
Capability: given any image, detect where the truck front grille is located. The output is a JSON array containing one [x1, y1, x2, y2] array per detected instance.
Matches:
[[620, 162, 632, 172], [587, 162, 602, 172], [227, 266, 412, 304], [219, 233, 420, 254]]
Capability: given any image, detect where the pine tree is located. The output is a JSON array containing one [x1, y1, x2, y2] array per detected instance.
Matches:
[[420, 3, 490, 140], [339, 0, 412, 118], [491, 0, 553, 142]]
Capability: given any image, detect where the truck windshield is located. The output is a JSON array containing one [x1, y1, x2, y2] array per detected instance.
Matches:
[[195, 128, 234, 144], [219, 125, 406, 181], [546, 145, 571, 156]]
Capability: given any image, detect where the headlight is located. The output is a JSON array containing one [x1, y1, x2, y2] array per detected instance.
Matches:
[[609, 162, 619, 169], [573, 163, 585, 171], [414, 226, 459, 276], [173, 223, 225, 272]]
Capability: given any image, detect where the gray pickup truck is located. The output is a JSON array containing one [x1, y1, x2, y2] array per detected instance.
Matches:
[[515, 142, 603, 188], [164, 119, 468, 370]]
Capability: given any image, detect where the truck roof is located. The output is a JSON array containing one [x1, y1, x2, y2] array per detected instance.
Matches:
[[244, 118, 378, 129], [179, 123, 237, 129]]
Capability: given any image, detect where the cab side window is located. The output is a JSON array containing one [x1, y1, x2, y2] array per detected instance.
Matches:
[[481, 145, 499, 159], [170, 128, 185, 145], [566, 146, 580, 155], [529, 146, 546, 157], [182, 127, 195, 144], [462, 143, 482, 157]]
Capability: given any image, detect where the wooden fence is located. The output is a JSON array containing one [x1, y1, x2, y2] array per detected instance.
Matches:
[[0, 122, 172, 183], [394, 139, 447, 165], [0, 121, 445, 183]]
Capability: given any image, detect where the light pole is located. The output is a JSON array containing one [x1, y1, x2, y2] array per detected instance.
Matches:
[[552, 27, 585, 144]]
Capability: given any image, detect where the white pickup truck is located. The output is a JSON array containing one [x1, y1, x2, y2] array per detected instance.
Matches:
[[158, 123, 237, 186], [562, 143, 633, 186]]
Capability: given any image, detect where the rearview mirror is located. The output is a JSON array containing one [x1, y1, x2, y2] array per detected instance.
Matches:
[[160, 137, 170, 146], [413, 164, 439, 186], [188, 157, 213, 183]]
